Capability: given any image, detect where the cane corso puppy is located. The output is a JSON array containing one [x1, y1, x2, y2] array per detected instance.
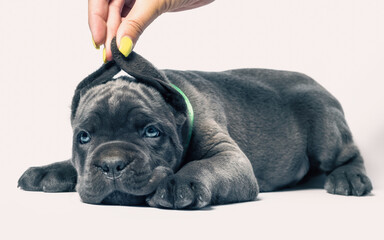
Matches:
[[18, 39, 372, 209]]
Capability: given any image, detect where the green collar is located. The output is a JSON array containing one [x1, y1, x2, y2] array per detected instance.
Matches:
[[169, 83, 194, 152]]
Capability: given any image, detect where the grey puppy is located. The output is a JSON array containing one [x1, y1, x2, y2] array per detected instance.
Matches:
[[18, 42, 372, 209]]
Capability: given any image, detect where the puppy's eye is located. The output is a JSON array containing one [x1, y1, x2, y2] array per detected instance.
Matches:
[[143, 126, 161, 138], [78, 131, 91, 144]]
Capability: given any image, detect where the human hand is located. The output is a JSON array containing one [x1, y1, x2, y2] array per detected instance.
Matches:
[[88, 0, 214, 62]]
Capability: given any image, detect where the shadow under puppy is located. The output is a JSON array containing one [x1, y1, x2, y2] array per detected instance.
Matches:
[[18, 39, 372, 209]]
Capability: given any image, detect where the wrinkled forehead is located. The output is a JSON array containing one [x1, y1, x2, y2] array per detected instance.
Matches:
[[73, 79, 171, 126]]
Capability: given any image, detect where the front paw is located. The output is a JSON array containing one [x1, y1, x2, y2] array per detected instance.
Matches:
[[146, 175, 212, 209], [18, 164, 77, 192]]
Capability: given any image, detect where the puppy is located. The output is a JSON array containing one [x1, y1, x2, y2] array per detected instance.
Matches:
[[18, 40, 372, 209]]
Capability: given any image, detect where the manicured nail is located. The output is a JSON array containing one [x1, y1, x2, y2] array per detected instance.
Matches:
[[119, 36, 133, 57], [92, 38, 100, 49], [103, 48, 107, 63]]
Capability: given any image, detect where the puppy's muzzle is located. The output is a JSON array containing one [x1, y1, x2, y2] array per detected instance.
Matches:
[[95, 157, 128, 180], [90, 141, 149, 180]]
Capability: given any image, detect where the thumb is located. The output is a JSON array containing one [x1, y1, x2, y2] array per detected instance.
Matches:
[[116, 0, 162, 57]]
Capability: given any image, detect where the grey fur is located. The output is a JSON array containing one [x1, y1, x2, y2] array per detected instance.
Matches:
[[18, 51, 372, 209]]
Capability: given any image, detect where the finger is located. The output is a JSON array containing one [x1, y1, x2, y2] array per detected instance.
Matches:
[[116, 0, 162, 54], [88, 0, 109, 48], [104, 0, 125, 62], [169, 0, 215, 12]]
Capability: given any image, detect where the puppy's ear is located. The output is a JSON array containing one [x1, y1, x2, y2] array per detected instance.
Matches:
[[71, 61, 120, 122], [111, 45, 168, 82], [110, 38, 187, 113]]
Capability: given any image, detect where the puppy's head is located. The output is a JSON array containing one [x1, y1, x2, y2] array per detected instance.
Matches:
[[71, 77, 187, 205]]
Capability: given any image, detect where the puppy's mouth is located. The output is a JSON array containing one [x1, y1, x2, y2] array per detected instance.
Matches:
[[78, 166, 173, 205], [124, 166, 173, 196]]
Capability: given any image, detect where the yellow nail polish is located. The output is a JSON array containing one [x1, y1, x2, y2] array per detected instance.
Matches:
[[119, 36, 133, 57], [103, 48, 107, 63], [92, 38, 100, 49]]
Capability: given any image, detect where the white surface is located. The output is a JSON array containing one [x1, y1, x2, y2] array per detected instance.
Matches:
[[7, 187, 384, 240], [1, 0, 383, 239]]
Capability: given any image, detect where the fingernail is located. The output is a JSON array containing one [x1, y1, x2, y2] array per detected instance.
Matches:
[[119, 36, 133, 57], [103, 48, 107, 63], [92, 38, 100, 49]]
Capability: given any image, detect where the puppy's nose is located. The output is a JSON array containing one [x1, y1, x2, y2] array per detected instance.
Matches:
[[97, 159, 128, 179]]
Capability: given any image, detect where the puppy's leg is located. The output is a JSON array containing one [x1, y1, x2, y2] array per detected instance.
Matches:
[[307, 104, 372, 196], [18, 160, 77, 192], [147, 126, 259, 209], [323, 145, 372, 196]]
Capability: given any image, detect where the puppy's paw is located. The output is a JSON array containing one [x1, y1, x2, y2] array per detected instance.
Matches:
[[18, 164, 77, 192], [146, 175, 212, 209], [324, 167, 372, 196]]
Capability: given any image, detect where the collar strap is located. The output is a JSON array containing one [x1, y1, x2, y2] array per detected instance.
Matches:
[[169, 83, 194, 152]]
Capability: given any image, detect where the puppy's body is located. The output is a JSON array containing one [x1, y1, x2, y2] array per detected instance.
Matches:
[[167, 69, 320, 191], [18, 52, 372, 209]]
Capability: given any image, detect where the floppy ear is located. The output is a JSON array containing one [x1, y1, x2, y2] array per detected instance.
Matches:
[[110, 37, 187, 113], [71, 61, 120, 122], [71, 38, 188, 122]]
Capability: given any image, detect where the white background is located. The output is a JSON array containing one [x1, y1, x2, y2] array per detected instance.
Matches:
[[1, 0, 383, 239]]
